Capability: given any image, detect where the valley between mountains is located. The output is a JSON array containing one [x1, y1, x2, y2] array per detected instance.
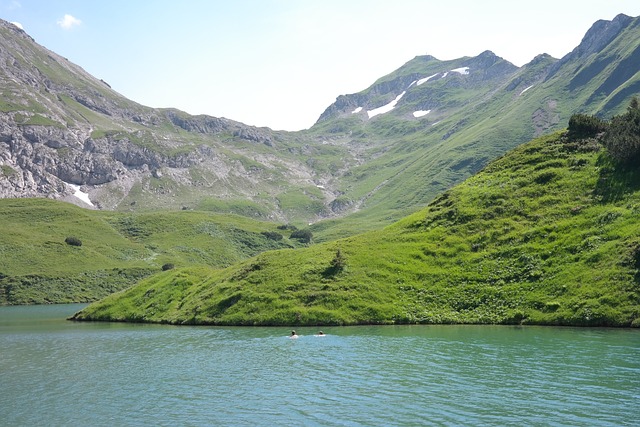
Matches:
[[1, 15, 639, 326]]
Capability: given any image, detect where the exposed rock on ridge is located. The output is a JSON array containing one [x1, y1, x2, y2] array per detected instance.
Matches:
[[0, 18, 304, 214]]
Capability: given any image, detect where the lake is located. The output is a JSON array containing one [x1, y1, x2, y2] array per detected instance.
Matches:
[[1, 304, 639, 426]]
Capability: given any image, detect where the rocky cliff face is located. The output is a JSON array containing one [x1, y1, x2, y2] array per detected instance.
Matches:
[[0, 19, 331, 218]]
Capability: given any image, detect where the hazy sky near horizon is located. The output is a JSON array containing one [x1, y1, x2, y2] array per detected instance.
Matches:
[[2, 1, 640, 131]]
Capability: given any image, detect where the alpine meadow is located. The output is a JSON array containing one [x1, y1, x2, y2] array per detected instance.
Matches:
[[1, 14, 639, 327]]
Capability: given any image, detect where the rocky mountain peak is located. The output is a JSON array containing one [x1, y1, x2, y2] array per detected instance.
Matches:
[[575, 13, 632, 58], [1, 18, 32, 39], [548, 13, 634, 76], [527, 53, 556, 65], [315, 50, 518, 125], [474, 50, 499, 61]]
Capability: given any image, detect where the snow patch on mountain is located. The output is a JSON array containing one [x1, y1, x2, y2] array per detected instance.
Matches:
[[451, 67, 470, 75], [417, 74, 439, 86], [66, 183, 94, 206], [520, 85, 534, 95], [352, 107, 363, 114], [413, 110, 431, 118], [367, 91, 406, 118]]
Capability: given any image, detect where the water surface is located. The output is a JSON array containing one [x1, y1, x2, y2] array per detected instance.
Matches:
[[1, 304, 639, 426]]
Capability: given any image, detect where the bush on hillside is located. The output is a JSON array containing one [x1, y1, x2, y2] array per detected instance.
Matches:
[[290, 229, 313, 243], [602, 97, 640, 166], [161, 263, 175, 271], [277, 224, 298, 231], [323, 248, 346, 277], [533, 170, 557, 185], [261, 231, 283, 241], [567, 113, 607, 141], [64, 236, 82, 247]]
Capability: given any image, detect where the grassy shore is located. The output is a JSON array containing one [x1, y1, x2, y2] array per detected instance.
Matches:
[[72, 131, 640, 326]]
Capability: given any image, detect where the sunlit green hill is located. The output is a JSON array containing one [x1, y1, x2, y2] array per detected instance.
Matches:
[[0, 199, 302, 304], [72, 129, 640, 327]]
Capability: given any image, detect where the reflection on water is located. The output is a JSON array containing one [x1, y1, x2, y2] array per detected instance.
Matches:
[[1, 304, 639, 426]]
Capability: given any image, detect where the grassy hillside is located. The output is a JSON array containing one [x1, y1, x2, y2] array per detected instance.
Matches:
[[0, 199, 303, 304], [72, 131, 640, 326], [305, 18, 640, 237]]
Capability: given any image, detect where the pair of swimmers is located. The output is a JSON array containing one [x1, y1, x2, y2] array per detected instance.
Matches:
[[290, 330, 325, 338]]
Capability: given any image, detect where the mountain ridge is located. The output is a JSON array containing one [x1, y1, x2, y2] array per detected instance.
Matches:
[[1, 15, 639, 237]]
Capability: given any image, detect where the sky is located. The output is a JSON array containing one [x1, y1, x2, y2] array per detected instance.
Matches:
[[2, 1, 640, 131]]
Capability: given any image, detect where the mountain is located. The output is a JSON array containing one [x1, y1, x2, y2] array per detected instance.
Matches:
[[308, 13, 640, 234], [0, 19, 348, 225], [1, 14, 639, 238], [71, 129, 640, 326]]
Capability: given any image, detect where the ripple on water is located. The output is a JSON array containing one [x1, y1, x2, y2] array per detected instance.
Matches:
[[1, 308, 639, 426]]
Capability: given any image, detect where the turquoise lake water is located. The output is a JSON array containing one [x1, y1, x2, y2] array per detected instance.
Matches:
[[1, 304, 639, 426]]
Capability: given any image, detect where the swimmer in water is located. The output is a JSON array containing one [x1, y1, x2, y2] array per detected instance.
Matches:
[[290, 330, 299, 339]]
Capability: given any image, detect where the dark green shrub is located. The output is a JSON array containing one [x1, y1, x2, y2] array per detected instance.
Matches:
[[567, 113, 607, 140], [635, 247, 640, 270], [323, 248, 346, 277], [626, 242, 640, 270], [161, 263, 175, 271], [602, 97, 640, 166], [64, 236, 82, 247], [290, 229, 313, 243], [327, 249, 346, 275], [261, 231, 283, 241], [277, 224, 298, 231], [534, 171, 556, 184]]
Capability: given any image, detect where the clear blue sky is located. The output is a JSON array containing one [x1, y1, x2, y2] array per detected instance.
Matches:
[[2, 0, 640, 131]]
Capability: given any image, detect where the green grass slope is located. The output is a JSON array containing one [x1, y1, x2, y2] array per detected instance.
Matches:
[[72, 131, 640, 326], [0, 199, 301, 304]]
